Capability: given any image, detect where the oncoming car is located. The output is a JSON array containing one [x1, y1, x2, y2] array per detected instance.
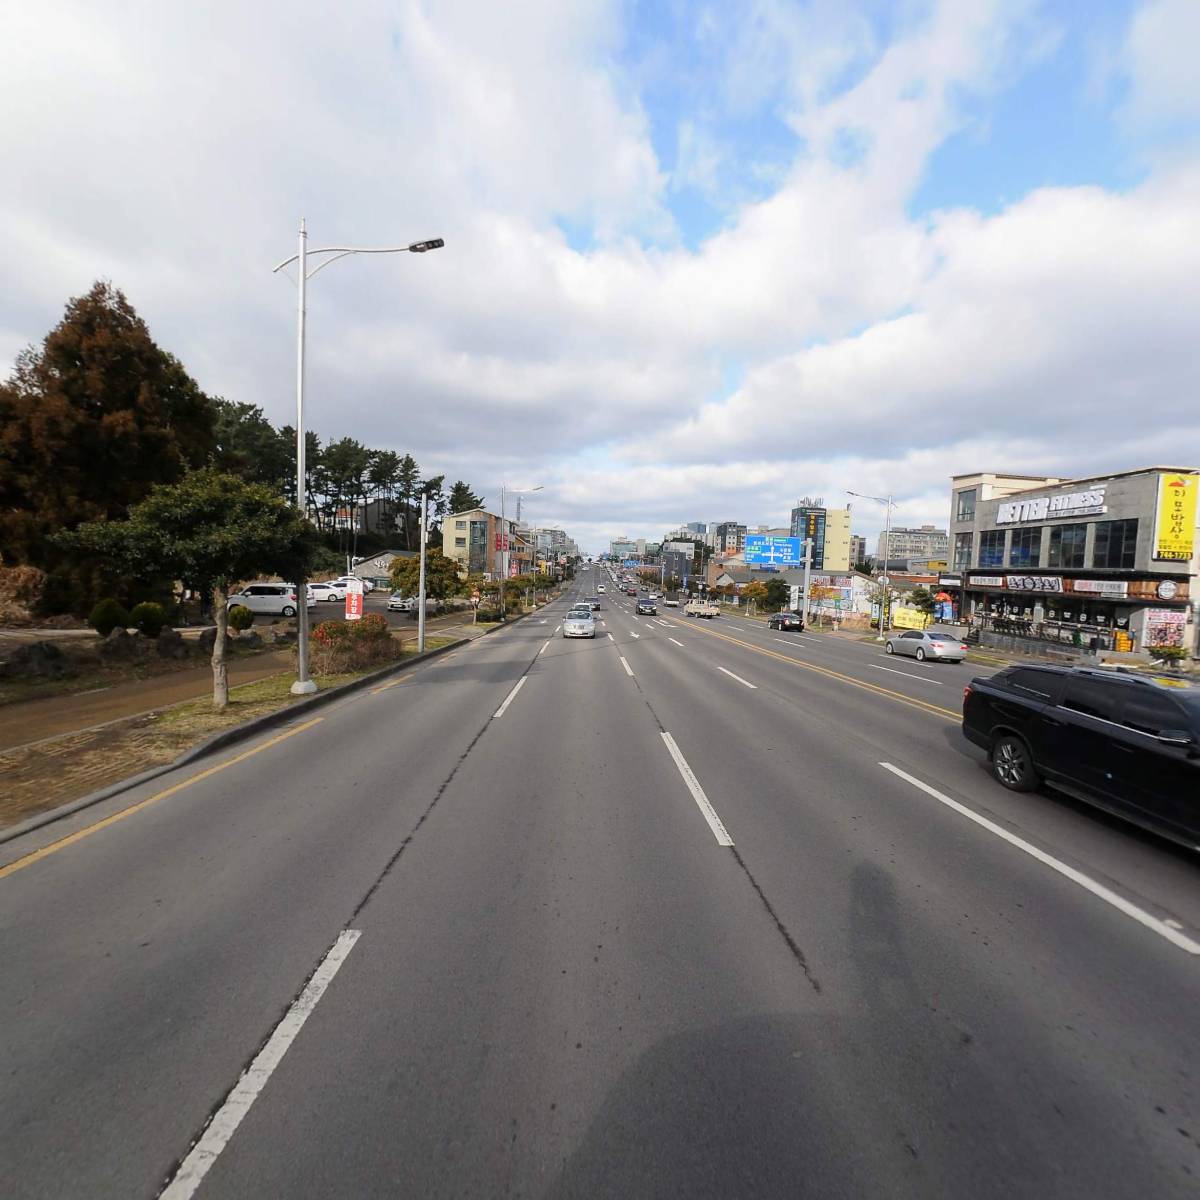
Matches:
[[636, 598, 657, 615], [562, 609, 597, 638]]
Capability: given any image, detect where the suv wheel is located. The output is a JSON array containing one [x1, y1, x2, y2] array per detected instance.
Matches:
[[992, 734, 1039, 792], [281, 605, 296, 617]]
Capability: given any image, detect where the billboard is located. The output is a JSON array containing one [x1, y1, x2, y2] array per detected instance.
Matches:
[[1153, 473, 1198, 562], [745, 534, 804, 565]]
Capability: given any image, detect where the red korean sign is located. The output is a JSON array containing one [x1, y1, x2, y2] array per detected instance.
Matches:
[[344, 578, 364, 620]]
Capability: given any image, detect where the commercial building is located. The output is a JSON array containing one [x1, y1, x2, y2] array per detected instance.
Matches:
[[877, 525, 949, 563], [443, 507, 533, 579], [946, 467, 1198, 653], [610, 537, 638, 560], [789, 503, 851, 572], [850, 534, 867, 566]]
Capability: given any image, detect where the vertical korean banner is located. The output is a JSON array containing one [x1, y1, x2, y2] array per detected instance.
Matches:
[[344, 577, 364, 620], [1153, 473, 1198, 562]]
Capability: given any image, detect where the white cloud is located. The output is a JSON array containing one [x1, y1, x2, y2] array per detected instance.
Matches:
[[1120, 0, 1200, 131], [1, 0, 1197, 554]]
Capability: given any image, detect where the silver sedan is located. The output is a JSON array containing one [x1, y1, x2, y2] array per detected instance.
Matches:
[[884, 628, 968, 662], [562, 610, 597, 639]]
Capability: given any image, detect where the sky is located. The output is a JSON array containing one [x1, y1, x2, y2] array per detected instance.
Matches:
[[2, 0, 1199, 555]]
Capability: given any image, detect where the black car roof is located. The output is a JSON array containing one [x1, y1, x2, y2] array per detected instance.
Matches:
[[996, 663, 1199, 694]]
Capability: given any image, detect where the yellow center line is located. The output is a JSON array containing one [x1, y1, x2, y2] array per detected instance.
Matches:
[[677, 621, 960, 721], [0, 718, 324, 881], [371, 677, 413, 693]]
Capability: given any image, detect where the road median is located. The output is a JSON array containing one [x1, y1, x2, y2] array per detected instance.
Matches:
[[0, 636, 464, 844]]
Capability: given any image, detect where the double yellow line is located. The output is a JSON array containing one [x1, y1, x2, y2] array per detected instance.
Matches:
[[679, 620, 961, 721]]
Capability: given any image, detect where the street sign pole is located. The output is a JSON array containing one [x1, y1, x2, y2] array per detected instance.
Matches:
[[417, 492, 428, 653]]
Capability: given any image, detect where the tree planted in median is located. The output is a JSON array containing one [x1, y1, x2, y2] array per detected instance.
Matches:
[[58, 469, 317, 709]]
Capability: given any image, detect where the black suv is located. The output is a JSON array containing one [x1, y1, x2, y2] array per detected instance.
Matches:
[[963, 665, 1200, 849]]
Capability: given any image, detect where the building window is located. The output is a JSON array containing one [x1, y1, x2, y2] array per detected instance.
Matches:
[[1008, 526, 1042, 568], [953, 532, 973, 569], [1093, 519, 1137, 569], [1047, 524, 1086, 569], [955, 489, 977, 523], [979, 530, 1006, 567], [455, 536, 466, 547], [455, 520, 466, 530]]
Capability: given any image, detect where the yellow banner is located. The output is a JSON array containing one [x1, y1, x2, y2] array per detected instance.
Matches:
[[890, 606, 931, 630], [1154, 473, 1198, 562]]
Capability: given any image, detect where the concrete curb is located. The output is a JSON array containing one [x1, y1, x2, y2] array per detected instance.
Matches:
[[0, 636, 469, 848]]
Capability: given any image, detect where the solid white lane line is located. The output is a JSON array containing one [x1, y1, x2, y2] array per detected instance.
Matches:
[[878, 763, 1200, 956], [668, 637, 684, 647], [493, 676, 528, 717], [160, 930, 362, 1199], [774, 638, 802, 649], [661, 733, 733, 846], [871, 664, 944, 686], [717, 665, 757, 689], [619, 656, 634, 676], [539, 640, 551, 655]]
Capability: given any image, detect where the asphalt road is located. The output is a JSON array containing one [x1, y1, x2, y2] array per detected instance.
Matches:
[[1, 575, 1198, 1198]]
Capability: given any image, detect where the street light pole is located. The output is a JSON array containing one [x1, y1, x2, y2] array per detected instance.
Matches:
[[292, 220, 316, 695], [847, 489, 895, 641], [274, 224, 443, 694], [417, 492, 428, 653]]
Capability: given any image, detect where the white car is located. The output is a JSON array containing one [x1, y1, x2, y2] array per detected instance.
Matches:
[[387, 592, 412, 612], [226, 583, 313, 616], [309, 581, 347, 602], [597, 584, 606, 593], [562, 609, 597, 638], [337, 575, 374, 593], [663, 597, 679, 607]]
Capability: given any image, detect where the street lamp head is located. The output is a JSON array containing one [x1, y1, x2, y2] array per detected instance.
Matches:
[[408, 238, 445, 253]]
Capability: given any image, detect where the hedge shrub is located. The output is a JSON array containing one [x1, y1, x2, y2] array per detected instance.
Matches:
[[89, 598, 130, 637], [227, 604, 255, 632], [129, 601, 167, 637]]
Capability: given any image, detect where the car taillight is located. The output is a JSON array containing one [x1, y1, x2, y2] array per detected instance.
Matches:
[[963, 685, 972, 703], [931, 641, 944, 648]]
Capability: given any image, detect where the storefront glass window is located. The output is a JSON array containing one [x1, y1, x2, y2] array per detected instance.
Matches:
[[979, 530, 1006, 567], [1008, 526, 1042, 568], [1093, 518, 1137, 569], [953, 532, 973, 569], [1047, 524, 1086, 568], [955, 489, 976, 522]]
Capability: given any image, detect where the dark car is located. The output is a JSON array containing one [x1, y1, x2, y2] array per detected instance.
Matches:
[[636, 599, 657, 615], [767, 611, 804, 631], [625, 587, 637, 596], [962, 665, 1200, 849]]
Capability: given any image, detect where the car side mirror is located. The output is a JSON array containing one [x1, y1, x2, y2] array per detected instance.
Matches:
[[1156, 729, 1195, 747]]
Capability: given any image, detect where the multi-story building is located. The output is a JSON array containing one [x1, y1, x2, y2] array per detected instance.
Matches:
[[713, 522, 747, 554], [877, 525, 949, 563], [787, 502, 851, 572], [946, 467, 1198, 652], [610, 536, 638, 560], [443, 507, 527, 579], [850, 534, 867, 565]]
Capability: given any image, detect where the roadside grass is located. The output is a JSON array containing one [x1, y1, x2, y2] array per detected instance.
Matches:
[[0, 634, 457, 830]]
